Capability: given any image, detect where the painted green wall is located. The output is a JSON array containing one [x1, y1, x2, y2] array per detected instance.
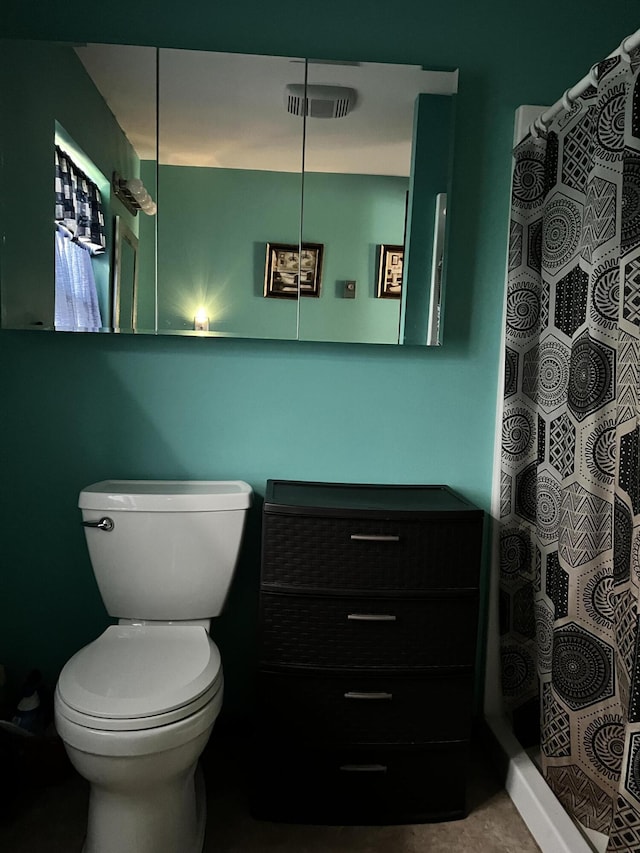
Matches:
[[156, 165, 300, 338], [0, 0, 637, 716], [300, 172, 406, 343]]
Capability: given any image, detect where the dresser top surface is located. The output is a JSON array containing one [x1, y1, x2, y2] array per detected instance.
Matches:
[[264, 480, 482, 518]]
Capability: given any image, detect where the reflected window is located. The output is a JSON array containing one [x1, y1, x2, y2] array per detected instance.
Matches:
[[53, 144, 105, 331]]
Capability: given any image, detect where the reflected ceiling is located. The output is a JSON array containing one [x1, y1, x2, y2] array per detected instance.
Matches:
[[75, 45, 457, 175]]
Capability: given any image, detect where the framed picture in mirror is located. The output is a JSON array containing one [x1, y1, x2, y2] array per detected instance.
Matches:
[[112, 216, 139, 333], [377, 244, 404, 299], [264, 242, 324, 299]]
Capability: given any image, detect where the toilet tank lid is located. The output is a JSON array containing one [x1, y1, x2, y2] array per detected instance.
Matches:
[[79, 480, 252, 512]]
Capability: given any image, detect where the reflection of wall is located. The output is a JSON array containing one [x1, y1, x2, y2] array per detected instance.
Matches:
[[156, 165, 299, 338], [154, 165, 406, 342], [302, 172, 407, 344], [0, 40, 138, 329]]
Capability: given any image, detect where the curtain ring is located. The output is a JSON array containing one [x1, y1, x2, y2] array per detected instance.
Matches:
[[529, 121, 539, 139], [533, 117, 546, 136], [536, 113, 551, 133], [619, 38, 632, 64], [561, 89, 574, 112], [588, 63, 599, 88]]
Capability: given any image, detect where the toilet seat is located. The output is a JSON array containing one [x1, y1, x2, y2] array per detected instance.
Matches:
[[56, 625, 222, 731], [55, 686, 223, 756]]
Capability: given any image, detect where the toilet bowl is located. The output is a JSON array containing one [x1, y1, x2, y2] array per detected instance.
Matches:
[[54, 480, 252, 853], [55, 624, 224, 853]]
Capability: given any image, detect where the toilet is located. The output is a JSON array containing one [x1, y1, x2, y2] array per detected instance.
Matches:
[[54, 479, 252, 853]]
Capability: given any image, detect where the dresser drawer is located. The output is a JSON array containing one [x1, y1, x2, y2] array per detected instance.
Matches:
[[251, 742, 469, 824], [257, 670, 473, 744], [262, 514, 482, 592], [259, 592, 479, 669]]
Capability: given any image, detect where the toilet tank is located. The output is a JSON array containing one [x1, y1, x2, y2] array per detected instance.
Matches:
[[79, 480, 252, 621]]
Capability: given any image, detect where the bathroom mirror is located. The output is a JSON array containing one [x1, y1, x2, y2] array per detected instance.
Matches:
[[0, 39, 456, 345], [300, 61, 455, 344], [155, 49, 304, 340], [0, 40, 157, 333]]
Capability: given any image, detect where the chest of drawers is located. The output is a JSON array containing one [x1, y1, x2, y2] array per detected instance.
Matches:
[[252, 480, 484, 825]]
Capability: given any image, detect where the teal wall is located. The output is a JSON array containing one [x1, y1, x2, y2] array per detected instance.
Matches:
[[154, 165, 406, 342], [0, 0, 637, 715], [301, 172, 407, 343], [156, 165, 300, 338], [0, 40, 139, 330]]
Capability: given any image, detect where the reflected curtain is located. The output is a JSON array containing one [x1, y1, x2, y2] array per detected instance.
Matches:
[[54, 229, 102, 332], [499, 49, 640, 849], [54, 146, 105, 331], [54, 146, 106, 253]]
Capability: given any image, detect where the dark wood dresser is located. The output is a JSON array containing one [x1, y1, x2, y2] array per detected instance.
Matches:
[[252, 480, 484, 825]]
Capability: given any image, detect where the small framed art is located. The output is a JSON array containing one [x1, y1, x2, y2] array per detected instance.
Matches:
[[376, 244, 404, 299], [264, 242, 324, 298]]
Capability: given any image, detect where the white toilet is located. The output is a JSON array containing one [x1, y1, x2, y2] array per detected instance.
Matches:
[[54, 479, 252, 853]]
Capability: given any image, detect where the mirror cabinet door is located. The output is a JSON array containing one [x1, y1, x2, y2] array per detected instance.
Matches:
[[0, 40, 157, 333], [300, 62, 456, 346], [156, 49, 305, 340], [0, 40, 455, 345], [300, 61, 409, 345]]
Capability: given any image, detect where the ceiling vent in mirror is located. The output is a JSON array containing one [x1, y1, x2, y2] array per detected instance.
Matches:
[[285, 84, 357, 119]]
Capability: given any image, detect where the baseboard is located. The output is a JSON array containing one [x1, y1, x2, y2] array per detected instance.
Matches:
[[484, 714, 593, 853]]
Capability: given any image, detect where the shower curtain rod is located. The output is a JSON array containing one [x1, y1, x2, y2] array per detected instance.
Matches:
[[532, 27, 640, 133]]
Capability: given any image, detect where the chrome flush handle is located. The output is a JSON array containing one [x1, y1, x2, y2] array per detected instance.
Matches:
[[344, 691, 393, 700], [82, 517, 115, 532], [347, 613, 396, 622], [350, 534, 400, 542], [339, 764, 388, 773]]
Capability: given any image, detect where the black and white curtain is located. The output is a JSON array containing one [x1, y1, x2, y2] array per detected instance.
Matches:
[[499, 46, 640, 850], [54, 146, 104, 331], [54, 145, 106, 254]]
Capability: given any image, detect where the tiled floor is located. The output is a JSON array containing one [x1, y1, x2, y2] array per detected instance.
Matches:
[[0, 735, 541, 853]]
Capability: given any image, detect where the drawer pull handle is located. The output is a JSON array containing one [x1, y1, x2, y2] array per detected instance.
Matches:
[[347, 613, 397, 622], [340, 764, 388, 773], [350, 534, 400, 542], [344, 691, 393, 700]]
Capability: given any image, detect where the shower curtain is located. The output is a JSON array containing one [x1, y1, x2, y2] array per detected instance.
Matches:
[[499, 48, 640, 850]]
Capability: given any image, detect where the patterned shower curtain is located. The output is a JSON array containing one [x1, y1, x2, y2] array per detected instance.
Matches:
[[500, 48, 640, 849]]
